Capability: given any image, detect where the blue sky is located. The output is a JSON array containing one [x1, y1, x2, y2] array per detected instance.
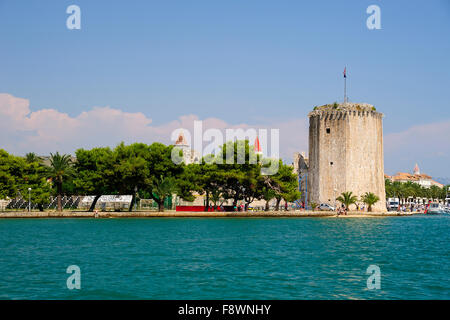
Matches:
[[0, 0, 449, 177]]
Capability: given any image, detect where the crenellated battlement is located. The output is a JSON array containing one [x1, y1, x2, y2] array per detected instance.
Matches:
[[308, 102, 384, 119], [310, 110, 384, 121]]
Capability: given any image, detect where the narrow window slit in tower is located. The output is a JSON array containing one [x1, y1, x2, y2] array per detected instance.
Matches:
[[326, 128, 331, 134]]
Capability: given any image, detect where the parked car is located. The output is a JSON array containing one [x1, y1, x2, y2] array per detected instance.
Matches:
[[387, 198, 399, 211], [319, 203, 335, 211]]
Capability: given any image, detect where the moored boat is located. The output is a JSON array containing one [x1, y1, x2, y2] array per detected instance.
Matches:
[[427, 203, 446, 214]]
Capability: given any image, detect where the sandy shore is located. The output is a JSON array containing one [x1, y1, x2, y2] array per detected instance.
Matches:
[[0, 211, 413, 219]]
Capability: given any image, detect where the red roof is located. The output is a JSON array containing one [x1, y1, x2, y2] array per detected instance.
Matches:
[[175, 131, 188, 145]]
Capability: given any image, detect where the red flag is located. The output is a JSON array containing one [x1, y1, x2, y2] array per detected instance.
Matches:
[[343, 67, 347, 78], [254, 136, 262, 154]]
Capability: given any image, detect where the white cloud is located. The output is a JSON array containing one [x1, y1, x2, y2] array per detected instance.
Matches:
[[384, 120, 450, 176], [1, 93, 448, 176], [0, 93, 308, 160]]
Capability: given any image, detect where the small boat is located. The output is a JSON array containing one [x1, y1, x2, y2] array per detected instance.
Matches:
[[427, 203, 445, 214]]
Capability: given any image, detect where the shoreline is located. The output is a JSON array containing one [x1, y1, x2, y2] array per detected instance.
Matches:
[[0, 211, 414, 219]]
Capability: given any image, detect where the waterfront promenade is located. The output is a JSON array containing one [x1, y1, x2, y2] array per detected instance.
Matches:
[[0, 210, 412, 218]]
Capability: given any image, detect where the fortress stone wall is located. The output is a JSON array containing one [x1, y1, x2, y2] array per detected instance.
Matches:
[[307, 103, 386, 211]]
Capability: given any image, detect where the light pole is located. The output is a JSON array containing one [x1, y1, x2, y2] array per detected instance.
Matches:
[[334, 188, 337, 211], [28, 187, 32, 212], [134, 186, 138, 211], [242, 187, 246, 211], [331, 161, 336, 211]]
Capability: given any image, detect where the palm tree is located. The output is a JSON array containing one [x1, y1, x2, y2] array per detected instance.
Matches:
[[385, 179, 393, 198], [152, 176, 176, 212], [402, 181, 416, 206], [47, 152, 72, 212], [361, 192, 380, 212], [411, 183, 423, 202], [25, 152, 42, 164], [429, 185, 441, 201], [442, 185, 450, 201], [391, 181, 405, 205], [336, 191, 358, 211]]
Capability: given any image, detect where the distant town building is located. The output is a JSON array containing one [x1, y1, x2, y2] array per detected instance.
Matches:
[[173, 130, 200, 164], [293, 152, 308, 204], [386, 163, 444, 188]]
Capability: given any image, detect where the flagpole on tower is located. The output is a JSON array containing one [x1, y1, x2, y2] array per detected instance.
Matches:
[[343, 67, 347, 104]]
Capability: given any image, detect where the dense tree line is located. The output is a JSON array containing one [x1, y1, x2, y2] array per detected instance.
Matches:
[[0, 140, 300, 212], [385, 179, 449, 203], [0, 150, 51, 211], [190, 140, 300, 211]]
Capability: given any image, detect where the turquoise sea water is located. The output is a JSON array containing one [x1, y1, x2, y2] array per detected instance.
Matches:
[[0, 216, 449, 300]]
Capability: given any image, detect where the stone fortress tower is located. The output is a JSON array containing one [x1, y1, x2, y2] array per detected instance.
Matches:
[[306, 102, 386, 211]]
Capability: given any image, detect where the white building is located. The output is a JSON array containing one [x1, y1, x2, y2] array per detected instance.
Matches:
[[386, 163, 444, 188], [173, 131, 200, 164]]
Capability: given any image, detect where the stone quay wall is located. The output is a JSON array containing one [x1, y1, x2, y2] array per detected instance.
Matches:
[[0, 211, 409, 218]]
